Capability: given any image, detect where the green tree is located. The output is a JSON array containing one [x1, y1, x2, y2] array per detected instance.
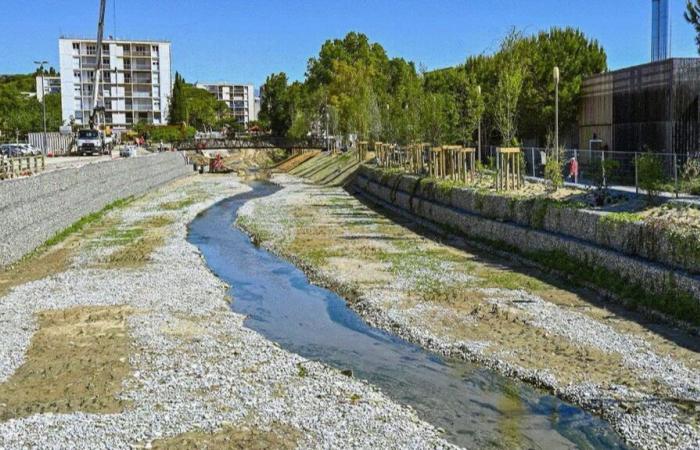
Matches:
[[328, 60, 380, 139], [420, 93, 456, 145], [166, 74, 228, 130], [518, 28, 607, 144], [181, 84, 228, 130], [168, 72, 187, 125], [459, 74, 485, 146], [491, 30, 526, 146], [685, 0, 700, 53], [260, 73, 293, 137], [384, 58, 423, 144], [0, 75, 62, 139]]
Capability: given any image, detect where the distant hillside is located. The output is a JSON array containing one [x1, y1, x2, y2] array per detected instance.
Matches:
[[0, 69, 62, 138], [0, 67, 58, 93], [0, 74, 37, 93]]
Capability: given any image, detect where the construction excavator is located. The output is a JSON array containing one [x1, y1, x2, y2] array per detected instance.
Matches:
[[75, 0, 113, 156]]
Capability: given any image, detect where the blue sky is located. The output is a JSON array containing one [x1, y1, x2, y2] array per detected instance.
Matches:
[[1, 0, 698, 87]]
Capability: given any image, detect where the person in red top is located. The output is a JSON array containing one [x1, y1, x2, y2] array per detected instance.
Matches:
[[568, 157, 579, 183]]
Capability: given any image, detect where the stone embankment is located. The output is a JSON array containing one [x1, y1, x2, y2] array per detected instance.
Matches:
[[352, 166, 700, 324], [0, 152, 192, 267]]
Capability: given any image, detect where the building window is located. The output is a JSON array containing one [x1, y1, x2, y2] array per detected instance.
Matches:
[[86, 44, 97, 55], [72, 42, 80, 50]]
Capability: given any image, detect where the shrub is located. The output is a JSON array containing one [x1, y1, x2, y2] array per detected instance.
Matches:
[[637, 153, 665, 204], [544, 156, 563, 191], [587, 158, 620, 206], [682, 158, 700, 180]]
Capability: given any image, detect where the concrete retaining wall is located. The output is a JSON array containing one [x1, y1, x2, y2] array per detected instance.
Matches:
[[352, 166, 700, 305], [0, 152, 191, 267]]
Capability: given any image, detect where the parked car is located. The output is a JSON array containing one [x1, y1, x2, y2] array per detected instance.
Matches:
[[0, 144, 25, 157], [19, 144, 42, 156], [120, 145, 137, 158]]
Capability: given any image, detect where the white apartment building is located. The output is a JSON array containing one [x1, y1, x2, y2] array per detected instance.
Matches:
[[35, 76, 61, 101], [196, 83, 255, 125], [58, 37, 172, 130]]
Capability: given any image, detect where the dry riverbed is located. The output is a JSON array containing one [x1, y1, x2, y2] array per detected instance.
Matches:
[[237, 174, 700, 450], [0, 175, 451, 449]]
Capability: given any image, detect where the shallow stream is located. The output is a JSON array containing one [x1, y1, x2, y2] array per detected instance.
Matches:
[[187, 181, 627, 449]]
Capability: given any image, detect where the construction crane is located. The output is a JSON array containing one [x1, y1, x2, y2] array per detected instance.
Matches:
[[76, 0, 112, 156], [89, 0, 107, 130]]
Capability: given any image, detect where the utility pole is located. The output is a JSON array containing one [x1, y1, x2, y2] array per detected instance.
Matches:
[[34, 60, 49, 155], [553, 67, 560, 162]]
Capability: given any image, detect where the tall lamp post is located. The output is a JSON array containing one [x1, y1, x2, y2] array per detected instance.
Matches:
[[553, 66, 560, 162], [34, 60, 49, 155], [476, 85, 482, 163]]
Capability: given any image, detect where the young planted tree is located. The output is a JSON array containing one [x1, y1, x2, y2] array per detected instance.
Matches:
[[492, 30, 525, 146], [460, 74, 485, 146], [493, 66, 524, 146]]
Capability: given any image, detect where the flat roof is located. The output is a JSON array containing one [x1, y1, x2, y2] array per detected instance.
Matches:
[[197, 82, 254, 87], [589, 57, 700, 78], [59, 36, 171, 44]]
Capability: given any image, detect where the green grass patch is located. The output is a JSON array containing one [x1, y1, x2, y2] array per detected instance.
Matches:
[[236, 216, 273, 247], [600, 212, 644, 224], [42, 197, 135, 249], [474, 267, 549, 292], [159, 198, 195, 211]]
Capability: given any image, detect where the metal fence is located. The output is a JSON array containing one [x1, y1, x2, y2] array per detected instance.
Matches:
[[27, 132, 74, 156], [483, 146, 698, 195], [362, 142, 700, 197]]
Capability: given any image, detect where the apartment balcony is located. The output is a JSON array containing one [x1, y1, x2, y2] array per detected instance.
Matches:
[[131, 77, 153, 85], [128, 104, 155, 112], [132, 91, 152, 98]]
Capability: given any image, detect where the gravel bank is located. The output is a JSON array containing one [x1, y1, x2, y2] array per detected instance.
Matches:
[[237, 174, 700, 450], [0, 175, 452, 449]]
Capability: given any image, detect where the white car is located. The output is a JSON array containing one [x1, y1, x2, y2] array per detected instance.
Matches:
[[120, 145, 137, 158], [19, 144, 42, 156]]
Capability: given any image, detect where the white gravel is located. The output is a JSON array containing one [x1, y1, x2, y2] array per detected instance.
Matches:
[[0, 175, 452, 449]]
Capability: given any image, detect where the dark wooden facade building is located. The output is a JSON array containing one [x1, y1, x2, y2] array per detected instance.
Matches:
[[579, 58, 700, 154]]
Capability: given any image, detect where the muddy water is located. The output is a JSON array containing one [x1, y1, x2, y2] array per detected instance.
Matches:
[[187, 181, 627, 449]]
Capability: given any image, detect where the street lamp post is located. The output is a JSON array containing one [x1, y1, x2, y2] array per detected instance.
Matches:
[[553, 66, 560, 163], [477, 85, 482, 163], [34, 60, 49, 155]]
